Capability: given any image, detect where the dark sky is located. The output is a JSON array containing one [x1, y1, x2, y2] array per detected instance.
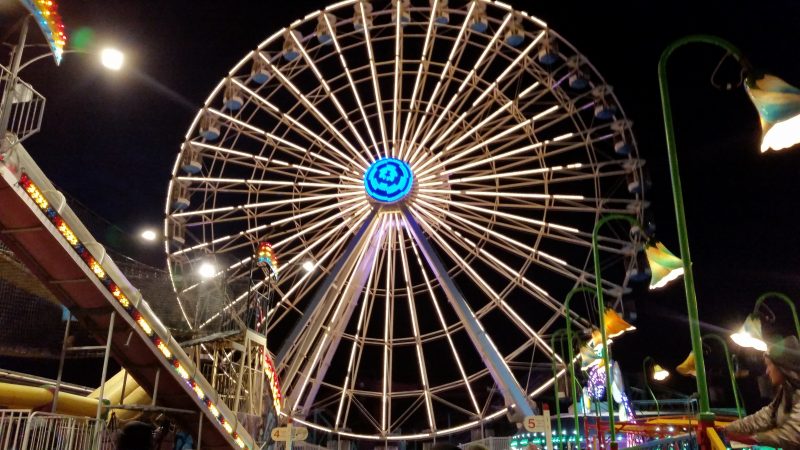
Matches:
[[5, 0, 800, 414]]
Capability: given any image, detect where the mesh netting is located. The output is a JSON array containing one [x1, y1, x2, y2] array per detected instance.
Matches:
[[0, 242, 65, 357]]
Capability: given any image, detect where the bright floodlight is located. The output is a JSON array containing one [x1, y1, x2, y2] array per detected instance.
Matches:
[[302, 260, 314, 272], [198, 262, 217, 279], [746, 74, 800, 152], [100, 48, 124, 71], [141, 229, 157, 241], [730, 314, 768, 351]]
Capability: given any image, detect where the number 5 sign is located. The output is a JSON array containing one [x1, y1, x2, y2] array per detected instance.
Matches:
[[524, 415, 547, 432], [524, 406, 553, 450]]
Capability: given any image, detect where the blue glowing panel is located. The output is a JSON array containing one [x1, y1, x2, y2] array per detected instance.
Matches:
[[364, 158, 413, 203]]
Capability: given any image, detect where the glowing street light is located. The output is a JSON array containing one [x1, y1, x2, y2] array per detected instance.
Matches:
[[302, 260, 314, 272], [198, 262, 216, 279], [731, 292, 800, 352], [652, 364, 670, 382], [730, 315, 768, 352], [100, 48, 124, 71], [643, 356, 669, 417], [140, 229, 157, 241]]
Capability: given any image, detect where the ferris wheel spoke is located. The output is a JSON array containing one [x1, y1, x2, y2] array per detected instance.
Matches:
[[358, 1, 390, 156], [323, 13, 381, 160], [426, 31, 546, 152], [413, 203, 580, 324], [284, 218, 383, 416], [404, 2, 475, 165], [273, 201, 371, 249], [273, 210, 378, 370], [170, 190, 362, 219], [381, 219, 396, 432], [415, 105, 560, 178], [407, 205, 574, 359], [397, 0, 440, 161], [390, 0, 402, 157], [413, 196, 567, 266], [335, 237, 381, 430], [296, 217, 387, 416], [437, 135, 590, 178], [418, 192, 579, 234], [284, 33, 375, 162], [413, 14, 513, 155], [397, 228, 436, 431], [256, 53, 370, 170], [399, 207, 535, 418], [197, 112, 355, 174], [262, 214, 371, 331], [225, 81, 364, 174], [406, 230, 482, 416], [176, 176, 344, 192], [412, 200, 615, 292]]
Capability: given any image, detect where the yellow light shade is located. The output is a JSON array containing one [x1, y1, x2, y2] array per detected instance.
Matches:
[[652, 364, 670, 381], [590, 328, 613, 349], [645, 241, 684, 290], [676, 352, 696, 377], [580, 344, 603, 371], [745, 74, 800, 152], [730, 314, 768, 351], [604, 308, 635, 338]]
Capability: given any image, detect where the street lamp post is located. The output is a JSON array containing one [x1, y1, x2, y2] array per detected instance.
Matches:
[[591, 213, 645, 450], [753, 292, 800, 339], [564, 287, 597, 438], [551, 329, 568, 450], [702, 334, 745, 418], [642, 357, 662, 417], [659, 34, 800, 428]]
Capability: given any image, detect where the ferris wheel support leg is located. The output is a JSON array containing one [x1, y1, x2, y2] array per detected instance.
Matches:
[[294, 223, 387, 417], [400, 206, 534, 419], [276, 208, 379, 397]]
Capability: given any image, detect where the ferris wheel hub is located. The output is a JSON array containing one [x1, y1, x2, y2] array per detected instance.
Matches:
[[363, 157, 414, 204]]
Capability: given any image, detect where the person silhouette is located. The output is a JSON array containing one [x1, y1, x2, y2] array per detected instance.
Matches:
[[725, 336, 800, 450]]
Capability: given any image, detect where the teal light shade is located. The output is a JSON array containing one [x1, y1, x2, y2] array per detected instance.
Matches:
[[745, 75, 800, 152], [730, 314, 768, 351], [645, 241, 684, 290]]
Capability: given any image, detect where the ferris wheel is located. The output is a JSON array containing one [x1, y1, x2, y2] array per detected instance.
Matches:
[[165, 0, 648, 441]]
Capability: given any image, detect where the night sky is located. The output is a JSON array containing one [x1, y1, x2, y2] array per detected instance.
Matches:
[[4, 0, 800, 421]]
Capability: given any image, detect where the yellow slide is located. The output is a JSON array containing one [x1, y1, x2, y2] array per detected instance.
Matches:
[[0, 370, 151, 419]]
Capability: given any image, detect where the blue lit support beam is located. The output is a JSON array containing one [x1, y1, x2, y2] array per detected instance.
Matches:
[[400, 206, 534, 418], [296, 220, 388, 417], [276, 209, 378, 395]]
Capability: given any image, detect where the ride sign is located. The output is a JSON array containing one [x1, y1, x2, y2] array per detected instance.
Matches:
[[523, 415, 547, 433], [271, 426, 308, 442]]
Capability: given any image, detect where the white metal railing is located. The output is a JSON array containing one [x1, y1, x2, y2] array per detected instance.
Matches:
[[0, 410, 29, 450], [0, 411, 116, 450], [273, 441, 328, 450], [0, 64, 45, 147], [459, 437, 511, 450]]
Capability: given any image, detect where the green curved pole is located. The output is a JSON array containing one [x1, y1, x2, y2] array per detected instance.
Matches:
[[551, 329, 568, 449], [592, 213, 644, 449], [659, 34, 752, 423], [702, 334, 744, 418], [642, 357, 661, 418], [564, 287, 598, 438], [754, 292, 800, 339]]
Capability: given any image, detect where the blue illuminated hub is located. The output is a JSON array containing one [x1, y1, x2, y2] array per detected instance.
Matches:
[[364, 157, 413, 203]]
